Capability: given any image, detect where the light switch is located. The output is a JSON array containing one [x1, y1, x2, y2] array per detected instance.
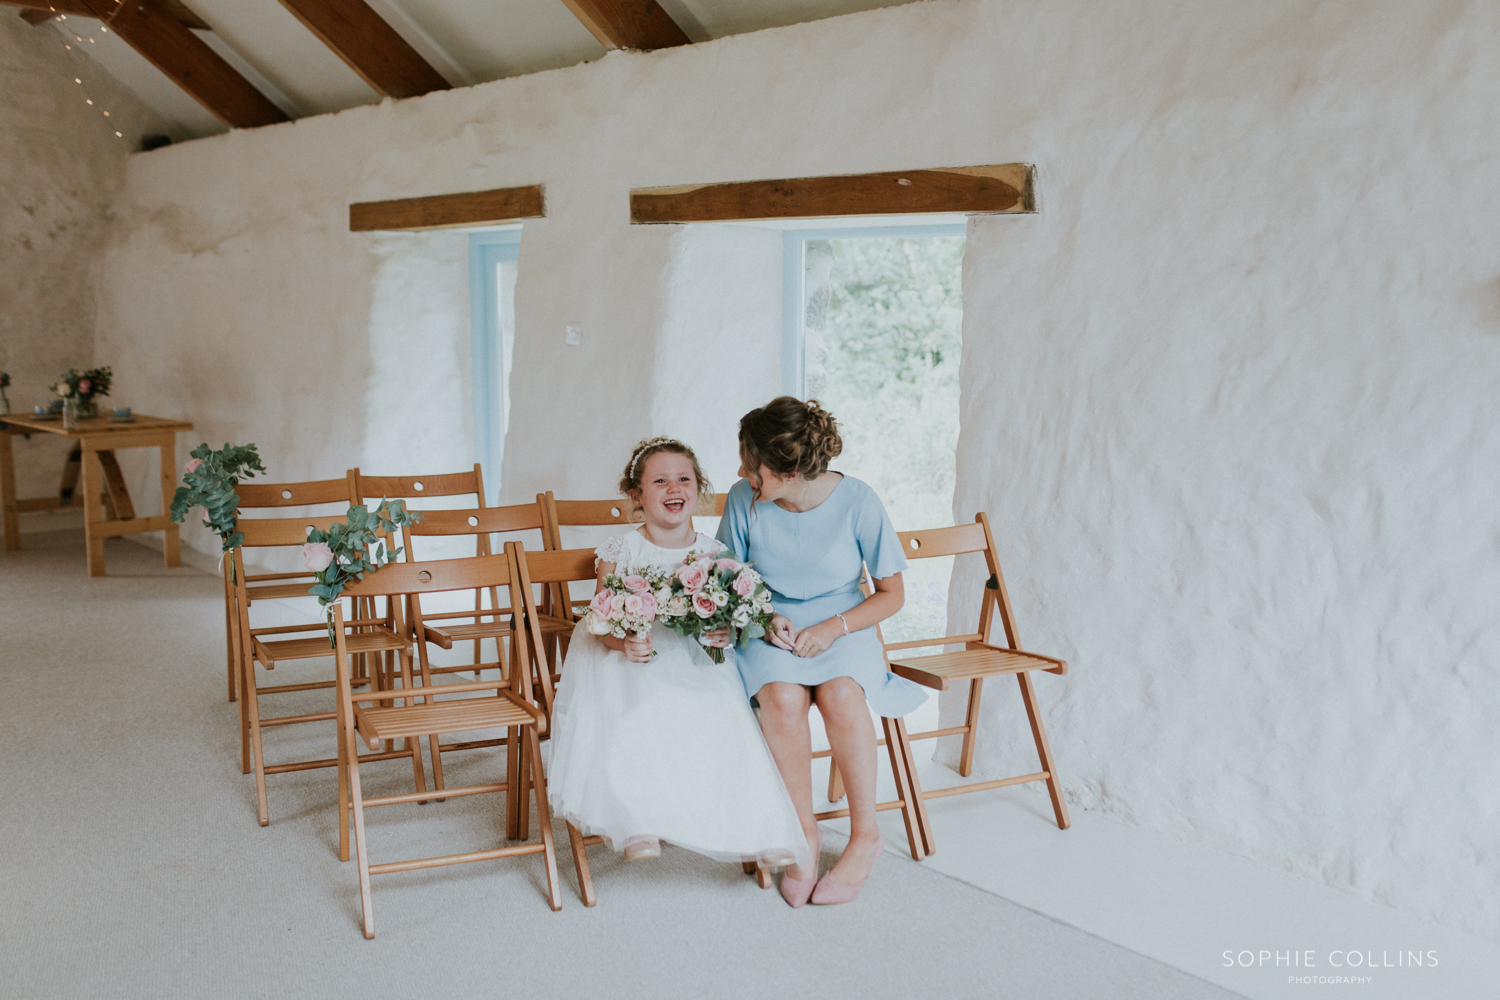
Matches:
[[565, 322, 582, 346]]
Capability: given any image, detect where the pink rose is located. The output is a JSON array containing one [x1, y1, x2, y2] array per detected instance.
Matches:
[[78, 379, 91, 393], [610, 593, 627, 615], [589, 590, 614, 620], [302, 541, 334, 572], [715, 557, 739, 573], [732, 570, 757, 598], [693, 592, 717, 618], [622, 574, 651, 593], [637, 592, 658, 618], [676, 563, 708, 593], [183, 458, 204, 475], [623, 593, 644, 616]]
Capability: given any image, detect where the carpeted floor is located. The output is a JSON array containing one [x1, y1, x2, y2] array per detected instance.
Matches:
[[0, 528, 1242, 999]]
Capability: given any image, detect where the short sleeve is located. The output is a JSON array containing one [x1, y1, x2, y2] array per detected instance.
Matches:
[[855, 483, 907, 580], [594, 532, 631, 568], [715, 479, 755, 561]]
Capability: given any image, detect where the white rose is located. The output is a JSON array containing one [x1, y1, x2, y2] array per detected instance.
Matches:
[[585, 612, 613, 636], [731, 606, 751, 628]]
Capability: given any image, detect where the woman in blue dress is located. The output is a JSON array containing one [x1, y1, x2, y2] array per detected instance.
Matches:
[[717, 397, 927, 907]]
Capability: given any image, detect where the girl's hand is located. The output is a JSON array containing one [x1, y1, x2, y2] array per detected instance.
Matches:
[[703, 626, 732, 649], [767, 614, 798, 651], [793, 620, 842, 659], [622, 631, 654, 663]]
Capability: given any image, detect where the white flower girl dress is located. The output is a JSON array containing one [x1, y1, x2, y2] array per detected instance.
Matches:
[[546, 527, 810, 869]]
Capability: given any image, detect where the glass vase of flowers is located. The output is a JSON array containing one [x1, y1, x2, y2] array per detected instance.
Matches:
[[53, 366, 113, 419]]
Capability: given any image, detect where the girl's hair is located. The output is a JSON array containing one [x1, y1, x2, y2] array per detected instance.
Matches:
[[619, 437, 715, 513], [736, 396, 842, 491]]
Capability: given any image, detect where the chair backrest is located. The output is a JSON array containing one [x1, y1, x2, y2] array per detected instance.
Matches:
[[875, 513, 1021, 653], [401, 502, 547, 560], [236, 513, 349, 549], [351, 465, 486, 508], [236, 477, 356, 513], [510, 543, 596, 713], [539, 491, 636, 549]]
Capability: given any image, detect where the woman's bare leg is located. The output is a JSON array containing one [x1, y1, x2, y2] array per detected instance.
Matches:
[[814, 677, 883, 885], [756, 681, 819, 880]]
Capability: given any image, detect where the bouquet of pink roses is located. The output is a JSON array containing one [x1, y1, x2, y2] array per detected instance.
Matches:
[[657, 549, 775, 664], [584, 567, 672, 655]]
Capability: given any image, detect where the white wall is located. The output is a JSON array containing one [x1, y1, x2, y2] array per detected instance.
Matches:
[[81, 0, 1499, 940], [0, 16, 170, 500]]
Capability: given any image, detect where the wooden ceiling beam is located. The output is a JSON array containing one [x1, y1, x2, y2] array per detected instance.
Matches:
[[7, 0, 208, 30], [276, 0, 449, 100], [349, 185, 545, 232], [630, 165, 1037, 224], [75, 0, 288, 128], [559, 0, 689, 51]]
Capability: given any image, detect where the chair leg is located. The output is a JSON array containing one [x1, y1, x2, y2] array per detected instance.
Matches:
[[347, 737, 375, 939], [827, 760, 846, 802], [397, 653, 428, 801], [245, 657, 270, 827], [504, 726, 522, 841], [567, 822, 596, 907], [516, 731, 532, 839], [881, 717, 925, 860], [526, 727, 563, 911], [1017, 671, 1070, 830], [741, 860, 756, 874], [224, 574, 237, 702], [337, 708, 351, 863], [754, 862, 773, 889], [960, 677, 984, 777]]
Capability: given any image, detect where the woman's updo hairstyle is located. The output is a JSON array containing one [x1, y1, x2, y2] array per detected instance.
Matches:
[[737, 397, 843, 490], [618, 437, 715, 515]]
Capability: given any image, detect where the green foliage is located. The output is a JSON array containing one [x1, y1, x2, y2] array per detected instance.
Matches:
[[304, 500, 423, 610], [167, 442, 266, 552]]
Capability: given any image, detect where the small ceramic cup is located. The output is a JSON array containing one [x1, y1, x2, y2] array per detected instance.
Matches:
[[113, 407, 132, 419], [33, 405, 49, 417]]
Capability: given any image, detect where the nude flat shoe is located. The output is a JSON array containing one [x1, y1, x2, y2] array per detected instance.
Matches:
[[810, 835, 883, 905], [780, 830, 822, 908], [622, 836, 661, 862]]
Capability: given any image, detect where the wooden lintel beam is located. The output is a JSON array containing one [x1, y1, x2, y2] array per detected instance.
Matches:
[[7, 0, 209, 30], [277, 0, 449, 99], [77, 0, 287, 128], [630, 164, 1036, 224], [559, 0, 689, 50], [349, 185, 545, 232]]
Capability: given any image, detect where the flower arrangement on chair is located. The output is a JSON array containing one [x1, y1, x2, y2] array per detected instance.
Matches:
[[302, 500, 423, 645], [52, 366, 113, 418], [168, 442, 267, 556]]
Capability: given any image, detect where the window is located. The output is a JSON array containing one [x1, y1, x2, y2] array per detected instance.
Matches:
[[468, 229, 520, 501]]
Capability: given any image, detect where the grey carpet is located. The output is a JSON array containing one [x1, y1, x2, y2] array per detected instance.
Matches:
[[0, 528, 1241, 999]]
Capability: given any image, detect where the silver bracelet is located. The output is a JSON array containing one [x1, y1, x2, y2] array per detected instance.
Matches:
[[834, 612, 850, 635]]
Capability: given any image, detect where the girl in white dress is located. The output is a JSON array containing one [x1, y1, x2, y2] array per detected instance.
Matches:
[[545, 437, 810, 871]]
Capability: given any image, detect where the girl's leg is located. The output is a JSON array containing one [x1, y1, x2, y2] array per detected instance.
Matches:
[[756, 681, 819, 880], [813, 677, 883, 885]]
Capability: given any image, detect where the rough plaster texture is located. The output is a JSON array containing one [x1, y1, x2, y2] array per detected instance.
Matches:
[[0, 17, 170, 498], [64, 0, 1499, 940]]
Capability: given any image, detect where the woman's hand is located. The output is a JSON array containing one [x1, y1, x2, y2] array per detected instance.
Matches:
[[766, 613, 798, 651], [622, 630, 654, 663], [792, 619, 843, 659], [702, 626, 732, 649]]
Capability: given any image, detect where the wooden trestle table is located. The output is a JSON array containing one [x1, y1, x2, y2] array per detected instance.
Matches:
[[0, 413, 194, 576]]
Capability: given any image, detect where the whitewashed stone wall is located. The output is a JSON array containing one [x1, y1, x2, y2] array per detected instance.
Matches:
[[75, 0, 1500, 940]]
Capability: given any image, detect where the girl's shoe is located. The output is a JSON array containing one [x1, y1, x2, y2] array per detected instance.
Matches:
[[780, 828, 822, 908], [810, 835, 883, 905], [622, 836, 661, 861]]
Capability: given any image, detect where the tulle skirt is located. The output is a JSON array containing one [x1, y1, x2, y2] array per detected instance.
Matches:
[[546, 622, 810, 870]]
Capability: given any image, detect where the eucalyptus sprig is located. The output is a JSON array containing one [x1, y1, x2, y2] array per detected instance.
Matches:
[[303, 501, 423, 641], [167, 442, 266, 552]]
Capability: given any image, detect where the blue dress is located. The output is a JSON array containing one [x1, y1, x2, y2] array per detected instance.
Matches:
[[716, 475, 928, 718]]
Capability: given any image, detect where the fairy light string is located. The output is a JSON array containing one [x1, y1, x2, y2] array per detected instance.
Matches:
[[42, 5, 125, 138]]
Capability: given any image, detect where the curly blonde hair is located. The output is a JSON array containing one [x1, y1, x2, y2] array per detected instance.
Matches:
[[619, 437, 715, 514], [736, 397, 842, 493]]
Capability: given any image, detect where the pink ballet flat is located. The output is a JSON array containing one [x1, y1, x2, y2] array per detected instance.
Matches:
[[810, 835, 883, 905], [779, 871, 818, 908]]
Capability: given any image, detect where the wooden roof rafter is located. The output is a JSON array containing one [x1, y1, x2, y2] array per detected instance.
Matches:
[[559, 0, 690, 51], [276, 0, 450, 100]]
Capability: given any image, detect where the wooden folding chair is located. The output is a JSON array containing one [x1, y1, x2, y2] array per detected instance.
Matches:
[[232, 514, 419, 827], [866, 513, 1070, 851], [334, 545, 572, 937], [224, 476, 358, 703], [509, 543, 602, 905], [402, 504, 573, 782]]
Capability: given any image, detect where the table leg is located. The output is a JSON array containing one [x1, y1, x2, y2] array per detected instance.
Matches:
[[159, 439, 180, 567], [80, 445, 105, 576], [0, 430, 18, 552]]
